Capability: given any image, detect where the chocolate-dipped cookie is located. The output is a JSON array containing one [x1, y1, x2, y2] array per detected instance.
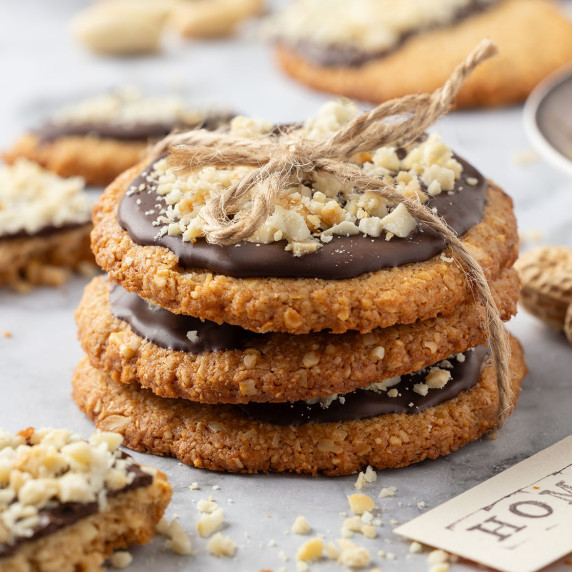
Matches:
[[76, 273, 519, 403], [0, 159, 94, 290], [2, 90, 232, 186], [270, 0, 572, 108], [71, 333, 526, 475], [0, 428, 171, 570], [91, 101, 518, 334]]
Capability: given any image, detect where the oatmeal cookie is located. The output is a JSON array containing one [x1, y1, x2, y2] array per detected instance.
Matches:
[[0, 225, 93, 290], [72, 334, 526, 475], [0, 428, 171, 571], [76, 271, 518, 403], [92, 165, 518, 333], [274, 0, 572, 108], [3, 133, 148, 188], [2, 90, 232, 186], [0, 159, 94, 289]]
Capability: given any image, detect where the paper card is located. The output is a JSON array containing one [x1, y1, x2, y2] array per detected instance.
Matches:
[[394, 436, 572, 572]]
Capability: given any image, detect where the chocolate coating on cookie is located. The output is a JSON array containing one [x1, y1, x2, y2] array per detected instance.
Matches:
[[0, 221, 89, 241], [35, 114, 233, 144], [110, 283, 261, 352], [280, 0, 495, 68], [118, 156, 487, 279], [240, 345, 489, 425]]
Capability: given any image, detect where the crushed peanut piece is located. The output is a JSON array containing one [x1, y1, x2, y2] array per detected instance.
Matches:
[[348, 494, 376, 515], [292, 515, 312, 535], [296, 537, 324, 561], [206, 532, 236, 557]]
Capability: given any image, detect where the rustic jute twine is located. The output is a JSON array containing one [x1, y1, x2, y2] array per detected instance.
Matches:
[[155, 39, 514, 427]]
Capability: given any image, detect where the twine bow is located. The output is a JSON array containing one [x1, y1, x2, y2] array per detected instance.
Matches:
[[154, 39, 514, 427]]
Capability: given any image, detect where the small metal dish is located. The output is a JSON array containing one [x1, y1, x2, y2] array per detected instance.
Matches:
[[524, 66, 572, 178]]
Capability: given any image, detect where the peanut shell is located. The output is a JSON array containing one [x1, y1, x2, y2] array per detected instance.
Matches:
[[515, 246, 572, 329]]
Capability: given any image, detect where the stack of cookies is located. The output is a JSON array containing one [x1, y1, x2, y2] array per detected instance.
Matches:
[[73, 97, 526, 476]]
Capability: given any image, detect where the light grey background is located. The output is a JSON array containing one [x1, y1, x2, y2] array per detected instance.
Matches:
[[0, 2, 571, 570]]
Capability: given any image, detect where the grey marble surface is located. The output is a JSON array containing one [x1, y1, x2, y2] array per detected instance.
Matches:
[[1, 1, 572, 571]]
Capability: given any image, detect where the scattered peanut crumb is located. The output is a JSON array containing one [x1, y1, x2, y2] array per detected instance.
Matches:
[[197, 508, 224, 538], [348, 493, 376, 515], [361, 524, 376, 538], [206, 532, 236, 557], [109, 551, 133, 569], [338, 544, 371, 568], [354, 465, 377, 489], [417, 501, 427, 510], [156, 519, 192, 555], [189, 482, 199, 490], [292, 515, 312, 535], [410, 541, 424, 553], [430, 565, 450, 572], [427, 549, 450, 565], [378, 486, 397, 498], [296, 537, 323, 561]]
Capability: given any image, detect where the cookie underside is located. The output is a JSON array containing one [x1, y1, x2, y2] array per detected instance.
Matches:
[[72, 334, 526, 476]]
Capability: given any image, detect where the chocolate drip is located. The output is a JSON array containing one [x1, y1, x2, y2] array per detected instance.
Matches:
[[0, 462, 152, 558], [118, 156, 487, 279], [110, 283, 261, 352], [35, 114, 234, 143], [240, 345, 489, 425], [281, 0, 497, 68]]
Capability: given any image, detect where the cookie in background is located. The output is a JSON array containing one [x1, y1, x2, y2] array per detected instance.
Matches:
[[2, 89, 233, 187], [267, 0, 572, 108], [0, 159, 94, 292]]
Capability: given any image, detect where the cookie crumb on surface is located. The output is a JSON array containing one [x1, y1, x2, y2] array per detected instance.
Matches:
[[197, 507, 224, 538], [296, 537, 323, 561], [430, 565, 450, 572], [206, 532, 236, 557], [189, 482, 199, 490], [410, 541, 424, 553], [378, 486, 397, 498], [427, 549, 450, 564], [338, 544, 371, 568], [348, 493, 376, 515], [292, 515, 312, 535], [156, 518, 192, 555], [109, 551, 133, 569], [354, 465, 377, 489]]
